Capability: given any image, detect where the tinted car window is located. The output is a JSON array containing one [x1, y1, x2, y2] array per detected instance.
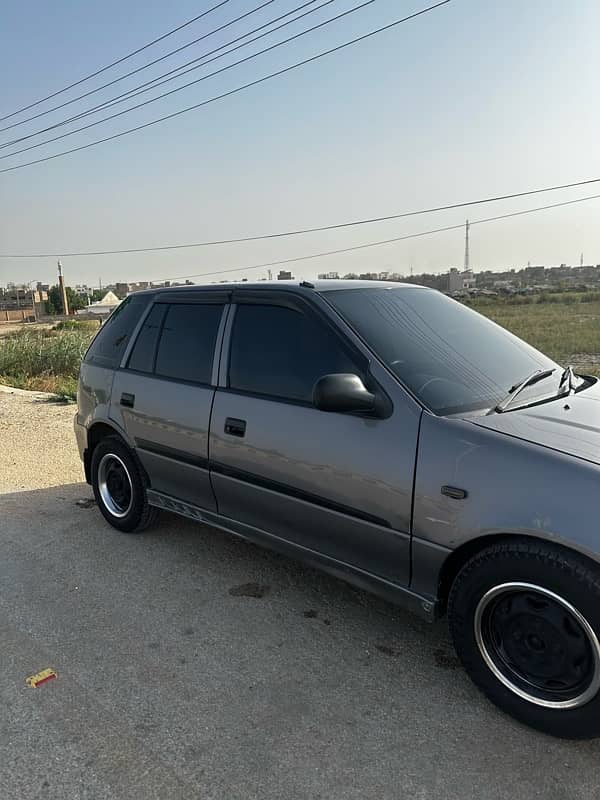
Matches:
[[127, 304, 166, 373], [327, 287, 557, 415], [84, 295, 147, 368], [229, 304, 359, 402], [154, 303, 223, 384]]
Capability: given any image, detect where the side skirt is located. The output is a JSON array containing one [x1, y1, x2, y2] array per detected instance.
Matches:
[[147, 489, 439, 622]]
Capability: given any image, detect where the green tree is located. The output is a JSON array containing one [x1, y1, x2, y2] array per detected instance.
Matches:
[[45, 285, 87, 315]]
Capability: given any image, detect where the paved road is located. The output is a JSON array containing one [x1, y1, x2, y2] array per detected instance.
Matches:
[[1, 482, 599, 800]]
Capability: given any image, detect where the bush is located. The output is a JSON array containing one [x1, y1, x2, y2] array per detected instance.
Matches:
[[0, 326, 95, 400], [54, 319, 100, 333]]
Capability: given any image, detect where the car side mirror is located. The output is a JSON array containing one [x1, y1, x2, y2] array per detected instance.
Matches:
[[313, 373, 376, 414]]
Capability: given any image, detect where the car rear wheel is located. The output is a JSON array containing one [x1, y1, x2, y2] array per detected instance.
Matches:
[[91, 436, 157, 532], [448, 540, 600, 738]]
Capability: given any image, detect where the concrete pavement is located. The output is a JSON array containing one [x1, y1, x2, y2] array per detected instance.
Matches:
[[1, 481, 599, 799]]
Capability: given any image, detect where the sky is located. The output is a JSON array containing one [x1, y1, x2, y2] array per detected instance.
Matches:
[[1, 0, 599, 288]]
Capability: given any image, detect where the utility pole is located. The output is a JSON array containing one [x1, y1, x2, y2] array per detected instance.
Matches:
[[27, 279, 39, 322], [58, 260, 69, 316], [464, 220, 470, 271], [580, 252, 584, 267]]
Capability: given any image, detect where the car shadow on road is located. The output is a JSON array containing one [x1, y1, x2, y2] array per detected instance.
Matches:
[[2, 482, 600, 800]]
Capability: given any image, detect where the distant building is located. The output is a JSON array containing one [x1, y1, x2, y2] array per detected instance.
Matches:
[[115, 282, 130, 297], [523, 266, 545, 281], [317, 272, 340, 279], [448, 268, 476, 292], [0, 286, 46, 310], [78, 290, 121, 317], [126, 281, 150, 293], [277, 270, 294, 280], [74, 284, 93, 297]]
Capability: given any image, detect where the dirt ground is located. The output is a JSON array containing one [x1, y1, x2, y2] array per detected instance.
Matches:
[[0, 386, 83, 492], [1, 389, 600, 799], [0, 321, 54, 337]]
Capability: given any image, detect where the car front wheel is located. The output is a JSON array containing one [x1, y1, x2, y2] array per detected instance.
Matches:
[[91, 435, 157, 533], [448, 540, 600, 739]]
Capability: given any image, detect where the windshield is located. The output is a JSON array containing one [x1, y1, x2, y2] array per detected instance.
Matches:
[[326, 287, 559, 415]]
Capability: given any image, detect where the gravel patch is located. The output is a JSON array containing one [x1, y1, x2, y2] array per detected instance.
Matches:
[[569, 353, 600, 371], [0, 387, 83, 493]]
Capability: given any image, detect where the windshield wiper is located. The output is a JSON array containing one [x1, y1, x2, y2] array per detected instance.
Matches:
[[492, 368, 556, 413], [558, 365, 577, 396]]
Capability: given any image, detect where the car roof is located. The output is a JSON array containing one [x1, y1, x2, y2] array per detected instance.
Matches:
[[131, 279, 425, 297]]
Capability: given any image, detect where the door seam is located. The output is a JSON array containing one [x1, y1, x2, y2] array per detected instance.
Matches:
[[207, 304, 232, 513], [408, 408, 424, 589]]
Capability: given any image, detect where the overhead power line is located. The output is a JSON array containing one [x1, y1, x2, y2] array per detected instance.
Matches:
[[0, 0, 331, 150], [143, 192, 600, 284], [0, 0, 380, 161], [1, 176, 598, 258], [0, 0, 276, 136], [0, 1, 233, 124], [0, 0, 452, 174]]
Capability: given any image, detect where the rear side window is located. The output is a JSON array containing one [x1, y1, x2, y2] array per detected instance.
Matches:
[[84, 296, 147, 368], [127, 304, 166, 373], [154, 303, 224, 384], [228, 304, 360, 403]]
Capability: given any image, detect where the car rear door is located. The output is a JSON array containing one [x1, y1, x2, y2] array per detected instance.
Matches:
[[109, 291, 229, 511], [208, 289, 421, 586]]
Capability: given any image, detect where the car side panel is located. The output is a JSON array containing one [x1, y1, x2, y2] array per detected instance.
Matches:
[[209, 372, 420, 585], [109, 371, 217, 511], [76, 361, 116, 435], [411, 413, 600, 597]]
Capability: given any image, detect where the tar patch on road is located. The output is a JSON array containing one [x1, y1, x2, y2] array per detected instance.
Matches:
[[75, 498, 96, 509], [433, 648, 461, 669], [303, 610, 332, 625], [229, 582, 271, 598], [376, 644, 399, 658]]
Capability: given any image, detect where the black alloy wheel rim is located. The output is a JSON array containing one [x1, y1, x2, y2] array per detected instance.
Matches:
[[475, 583, 600, 708]]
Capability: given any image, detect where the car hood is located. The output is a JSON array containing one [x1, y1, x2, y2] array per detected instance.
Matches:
[[469, 379, 600, 466]]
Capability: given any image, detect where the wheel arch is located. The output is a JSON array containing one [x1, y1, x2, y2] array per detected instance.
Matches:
[[84, 421, 133, 483], [437, 533, 600, 616]]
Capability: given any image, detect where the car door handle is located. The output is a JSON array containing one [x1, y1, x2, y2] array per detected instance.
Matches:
[[120, 392, 135, 409], [224, 417, 246, 437]]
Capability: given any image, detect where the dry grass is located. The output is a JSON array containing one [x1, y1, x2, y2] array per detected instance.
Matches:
[[470, 298, 600, 375], [0, 322, 97, 401], [1, 298, 600, 401]]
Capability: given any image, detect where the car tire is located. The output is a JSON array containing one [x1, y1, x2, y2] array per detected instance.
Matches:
[[448, 539, 600, 739], [91, 435, 158, 533]]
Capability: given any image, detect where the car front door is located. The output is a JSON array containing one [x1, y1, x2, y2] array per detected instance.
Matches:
[[209, 290, 421, 586], [109, 292, 228, 511]]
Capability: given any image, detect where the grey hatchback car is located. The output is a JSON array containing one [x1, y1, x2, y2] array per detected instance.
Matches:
[[75, 281, 600, 738]]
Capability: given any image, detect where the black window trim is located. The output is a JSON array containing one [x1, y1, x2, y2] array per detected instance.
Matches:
[[152, 289, 230, 305], [119, 296, 156, 369], [223, 293, 374, 408], [120, 301, 166, 373], [217, 385, 317, 409], [320, 288, 431, 415], [84, 294, 151, 369], [120, 299, 228, 388]]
